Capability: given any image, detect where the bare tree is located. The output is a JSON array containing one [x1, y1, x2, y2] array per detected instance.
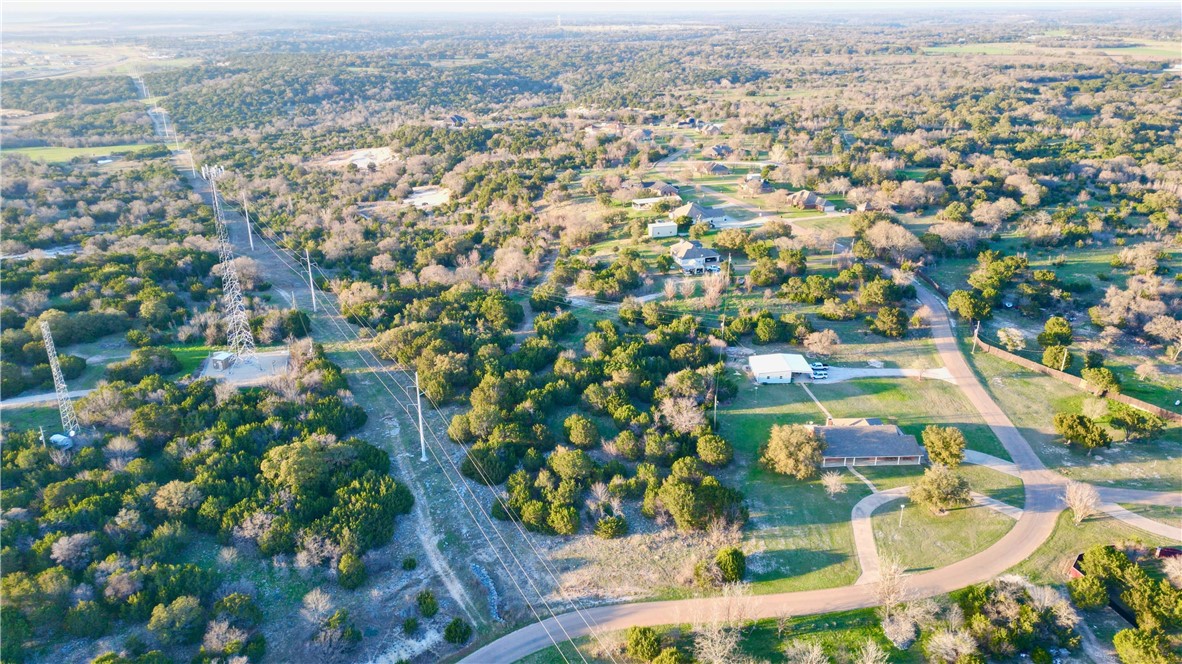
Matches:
[[51, 533, 96, 570], [1163, 556, 1182, 589], [876, 557, 908, 616], [301, 588, 334, 626], [783, 640, 828, 664], [1064, 481, 1100, 526], [679, 280, 698, 299], [855, 639, 889, 664], [804, 329, 840, 357], [821, 471, 847, 499], [925, 628, 978, 663], [658, 396, 707, 434], [693, 621, 741, 664], [996, 327, 1026, 352], [664, 279, 679, 300]]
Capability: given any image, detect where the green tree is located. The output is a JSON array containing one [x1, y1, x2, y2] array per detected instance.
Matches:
[[947, 290, 992, 321], [1053, 413, 1111, 453], [148, 596, 205, 645], [921, 426, 966, 468], [65, 600, 108, 637], [1113, 629, 1173, 664], [626, 626, 662, 661], [1081, 367, 1120, 395], [1068, 576, 1108, 610], [759, 425, 825, 480], [337, 553, 366, 590], [909, 464, 971, 515], [1108, 402, 1164, 441], [563, 414, 600, 449], [652, 647, 690, 664], [714, 547, 746, 582], [548, 505, 580, 535], [416, 590, 438, 618], [696, 434, 733, 466], [594, 516, 627, 539], [1042, 346, 1074, 372], [872, 306, 905, 338], [444, 618, 472, 644], [1037, 316, 1073, 348]]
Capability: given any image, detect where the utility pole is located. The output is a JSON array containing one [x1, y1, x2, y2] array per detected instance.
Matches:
[[415, 371, 427, 462], [972, 320, 981, 354], [898, 503, 905, 527], [1060, 349, 1069, 373], [38, 426, 46, 448], [205, 164, 257, 367], [40, 321, 79, 437], [306, 247, 317, 312], [241, 192, 255, 251]]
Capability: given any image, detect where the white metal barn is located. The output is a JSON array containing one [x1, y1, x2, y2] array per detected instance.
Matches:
[[647, 221, 679, 238], [748, 353, 814, 383]]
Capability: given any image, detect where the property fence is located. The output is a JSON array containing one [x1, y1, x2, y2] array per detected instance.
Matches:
[[915, 271, 1181, 422]]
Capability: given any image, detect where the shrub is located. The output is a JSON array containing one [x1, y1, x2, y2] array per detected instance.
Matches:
[[337, 553, 366, 589], [1113, 628, 1172, 664], [65, 600, 108, 637], [401, 557, 418, 571], [1042, 345, 1074, 371], [626, 626, 662, 661], [652, 647, 690, 664], [1068, 576, 1108, 610], [714, 547, 746, 583], [148, 595, 205, 645], [443, 618, 472, 645], [696, 434, 733, 466], [1081, 367, 1121, 394], [402, 617, 418, 634], [416, 590, 438, 618], [759, 425, 825, 480], [594, 515, 627, 539]]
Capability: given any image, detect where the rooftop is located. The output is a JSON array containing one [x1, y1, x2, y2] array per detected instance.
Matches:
[[748, 353, 813, 375], [812, 424, 924, 459]]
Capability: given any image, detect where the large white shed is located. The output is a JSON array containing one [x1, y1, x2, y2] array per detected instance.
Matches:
[[748, 353, 814, 383]]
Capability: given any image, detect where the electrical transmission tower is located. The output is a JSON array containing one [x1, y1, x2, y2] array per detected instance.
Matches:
[[39, 322, 79, 436], [203, 165, 258, 367]]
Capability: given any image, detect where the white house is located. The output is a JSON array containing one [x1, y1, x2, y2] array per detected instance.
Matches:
[[748, 353, 815, 383], [669, 202, 731, 225], [669, 239, 721, 273], [647, 221, 679, 238]]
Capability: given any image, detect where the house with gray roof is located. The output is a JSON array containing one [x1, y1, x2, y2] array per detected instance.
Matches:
[[808, 420, 925, 467], [669, 239, 721, 274], [669, 202, 731, 225]]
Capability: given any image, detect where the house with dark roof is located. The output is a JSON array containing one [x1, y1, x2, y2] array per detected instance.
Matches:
[[696, 162, 731, 176], [808, 420, 925, 467], [739, 177, 773, 195], [669, 202, 731, 225], [669, 239, 721, 274], [702, 144, 734, 160], [787, 189, 835, 212]]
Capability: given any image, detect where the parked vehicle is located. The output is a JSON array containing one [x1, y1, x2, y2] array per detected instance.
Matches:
[[811, 362, 827, 371]]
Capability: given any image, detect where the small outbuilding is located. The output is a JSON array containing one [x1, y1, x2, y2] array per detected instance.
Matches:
[[647, 221, 679, 238], [209, 351, 235, 371], [748, 353, 815, 383]]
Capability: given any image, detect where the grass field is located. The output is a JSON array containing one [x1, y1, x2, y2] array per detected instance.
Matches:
[[957, 333, 1181, 492], [1009, 510, 1178, 584], [872, 497, 1015, 573], [1, 406, 61, 432], [513, 609, 921, 664], [858, 464, 1024, 509], [1117, 504, 1182, 531], [168, 344, 214, 375], [2, 143, 160, 162]]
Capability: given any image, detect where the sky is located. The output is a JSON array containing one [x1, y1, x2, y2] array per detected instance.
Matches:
[[6, 0, 1177, 18]]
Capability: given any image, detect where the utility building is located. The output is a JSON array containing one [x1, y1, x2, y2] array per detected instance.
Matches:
[[748, 353, 815, 383]]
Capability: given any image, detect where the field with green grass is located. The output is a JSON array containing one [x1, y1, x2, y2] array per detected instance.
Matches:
[[169, 343, 214, 375], [858, 464, 1024, 509], [1118, 504, 1182, 531], [513, 609, 920, 664], [872, 497, 1015, 573], [0, 406, 61, 432], [1009, 510, 1178, 584], [2, 143, 161, 162], [957, 332, 1181, 492]]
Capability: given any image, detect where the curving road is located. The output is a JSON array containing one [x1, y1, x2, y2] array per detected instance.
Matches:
[[460, 285, 1071, 663]]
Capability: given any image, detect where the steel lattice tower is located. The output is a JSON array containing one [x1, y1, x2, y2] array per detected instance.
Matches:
[[203, 165, 258, 367], [39, 321, 79, 436]]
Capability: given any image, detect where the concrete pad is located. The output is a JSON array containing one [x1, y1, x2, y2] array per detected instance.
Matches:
[[199, 349, 290, 386]]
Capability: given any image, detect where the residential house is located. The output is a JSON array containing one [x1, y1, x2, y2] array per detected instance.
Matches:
[[808, 419, 925, 467], [857, 201, 895, 213], [699, 123, 723, 136], [645, 181, 679, 197], [786, 189, 835, 212], [447, 114, 467, 128], [670, 239, 722, 274], [739, 177, 773, 195], [632, 194, 681, 210], [669, 202, 731, 225], [630, 128, 654, 142], [702, 144, 734, 160], [696, 162, 731, 176]]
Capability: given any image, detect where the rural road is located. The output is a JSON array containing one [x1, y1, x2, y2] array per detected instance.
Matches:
[[0, 389, 92, 409], [459, 284, 1072, 662]]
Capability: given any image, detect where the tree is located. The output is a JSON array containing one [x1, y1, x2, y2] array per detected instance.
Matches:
[[804, 329, 840, 357], [1037, 316, 1073, 348], [148, 596, 206, 645], [1064, 481, 1100, 526], [696, 434, 733, 466], [872, 306, 905, 338], [694, 622, 741, 664], [65, 600, 108, 637], [909, 464, 971, 515], [627, 626, 662, 661], [1113, 628, 1173, 664], [1108, 402, 1164, 441], [563, 414, 600, 449], [1068, 575, 1108, 610], [594, 516, 627, 539], [1143, 316, 1182, 361], [759, 425, 825, 480], [1081, 367, 1120, 394], [714, 547, 745, 582], [652, 647, 690, 664], [821, 471, 847, 498], [1053, 413, 1111, 453], [337, 553, 366, 589], [997, 327, 1026, 352], [153, 480, 203, 518], [947, 290, 991, 321], [530, 281, 569, 312], [921, 426, 966, 468], [1042, 345, 1074, 372], [444, 618, 472, 644]]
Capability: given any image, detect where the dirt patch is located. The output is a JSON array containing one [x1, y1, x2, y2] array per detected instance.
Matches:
[[309, 146, 397, 170], [401, 186, 451, 209]]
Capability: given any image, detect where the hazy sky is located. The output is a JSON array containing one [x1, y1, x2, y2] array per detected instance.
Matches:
[[6, 0, 1175, 18]]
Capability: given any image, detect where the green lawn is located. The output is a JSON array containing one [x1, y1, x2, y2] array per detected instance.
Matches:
[[717, 380, 869, 593], [857, 464, 1024, 509], [957, 332, 1181, 492], [1, 406, 61, 433], [872, 497, 1015, 573], [2, 143, 161, 162], [513, 609, 922, 664], [168, 344, 214, 375], [1009, 510, 1178, 584], [1117, 504, 1182, 531]]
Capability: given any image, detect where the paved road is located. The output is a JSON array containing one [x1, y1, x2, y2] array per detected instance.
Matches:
[[0, 389, 93, 409], [460, 284, 1069, 663]]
